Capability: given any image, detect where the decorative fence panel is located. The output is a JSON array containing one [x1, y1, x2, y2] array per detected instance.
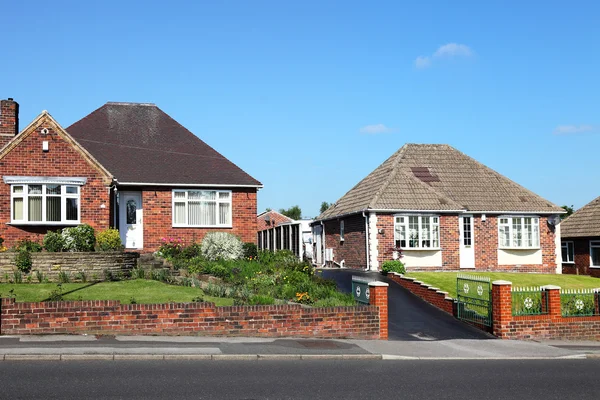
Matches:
[[456, 274, 492, 327], [560, 289, 600, 317], [511, 287, 548, 316]]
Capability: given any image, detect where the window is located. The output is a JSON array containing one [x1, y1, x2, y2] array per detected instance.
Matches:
[[10, 183, 79, 224], [172, 190, 231, 227], [591, 241, 600, 268], [394, 215, 440, 249], [340, 220, 345, 241], [498, 216, 539, 249], [561, 241, 574, 263]]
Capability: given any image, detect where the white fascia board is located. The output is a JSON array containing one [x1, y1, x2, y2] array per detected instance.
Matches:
[[472, 210, 566, 215], [116, 181, 263, 188], [3, 176, 88, 185]]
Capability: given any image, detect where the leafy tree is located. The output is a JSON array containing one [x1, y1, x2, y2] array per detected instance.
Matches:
[[320, 201, 331, 214], [279, 205, 302, 220], [561, 205, 574, 220]]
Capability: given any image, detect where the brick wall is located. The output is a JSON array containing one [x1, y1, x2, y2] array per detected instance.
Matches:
[[139, 187, 258, 252], [0, 252, 138, 282], [324, 214, 367, 269], [0, 284, 388, 339], [0, 98, 18, 148], [0, 117, 111, 248], [562, 237, 600, 278], [387, 272, 455, 314]]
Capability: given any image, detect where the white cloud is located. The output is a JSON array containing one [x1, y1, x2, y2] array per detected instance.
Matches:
[[553, 125, 595, 135], [359, 124, 395, 134], [414, 43, 473, 69]]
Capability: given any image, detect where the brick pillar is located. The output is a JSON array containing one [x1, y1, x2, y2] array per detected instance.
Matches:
[[541, 285, 562, 318], [491, 280, 512, 339], [369, 281, 388, 340]]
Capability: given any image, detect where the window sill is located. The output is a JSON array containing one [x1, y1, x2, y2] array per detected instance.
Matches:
[[562, 262, 575, 265], [402, 248, 441, 251], [590, 265, 600, 269], [498, 247, 541, 251], [172, 225, 232, 229], [7, 222, 80, 226]]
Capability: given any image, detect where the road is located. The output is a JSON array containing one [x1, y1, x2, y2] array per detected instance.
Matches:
[[1, 359, 599, 399]]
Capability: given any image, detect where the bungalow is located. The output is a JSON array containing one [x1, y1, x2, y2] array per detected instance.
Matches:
[[560, 196, 600, 277], [312, 144, 564, 272], [0, 98, 261, 252], [257, 210, 313, 260]]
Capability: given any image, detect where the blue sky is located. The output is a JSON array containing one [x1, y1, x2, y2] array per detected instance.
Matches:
[[4, 1, 599, 217]]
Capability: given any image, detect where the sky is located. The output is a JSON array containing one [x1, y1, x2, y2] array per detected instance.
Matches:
[[3, 1, 599, 218]]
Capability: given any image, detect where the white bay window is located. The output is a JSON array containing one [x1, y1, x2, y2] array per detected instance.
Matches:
[[394, 215, 440, 249], [172, 190, 232, 227], [498, 216, 540, 249]]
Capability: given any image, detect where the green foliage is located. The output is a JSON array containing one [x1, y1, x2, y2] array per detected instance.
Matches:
[[200, 232, 243, 261], [35, 270, 45, 283], [129, 297, 137, 304], [58, 271, 71, 283], [179, 242, 202, 259], [204, 283, 231, 298], [12, 269, 23, 284], [279, 205, 301, 220], [191, 296, 205, 303], [133, 267, 146, 279], [15, 238, 43, 252], [62, 224, 96, 252], [96, 228, 124, 251], [381, 260, 406, 275], [156, 238, 183, 259], [47, 284, 64, 301], [561, 205, 574, 220], [242, 242, 258, 259], [43, 230, 66, 252], [75, 271, 87, 283], [15, 249, 33, 273], [319, 201, 331, 214], [103, 269, 114, 282], [150, 269, 170, 283], [248, 294, 275, 305]]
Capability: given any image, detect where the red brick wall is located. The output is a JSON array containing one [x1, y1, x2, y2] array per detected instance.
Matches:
[[0, 99, 18, 145], [0, 118, 111, 248], [139, 187, 258, 252], [562, 237, 600, 278], [324, 214, 367, 269], [375, 214, 394, 266], [0, 298, 383, 339], [440, 215, 460, 269], [387, 273, 455, 314]]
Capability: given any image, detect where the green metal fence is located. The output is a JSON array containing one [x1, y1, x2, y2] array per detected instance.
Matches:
[[560, 289, 600, 317], [456, 274, 492, 327], [352, 275, 375, 304], [511, 287, 548, 316]]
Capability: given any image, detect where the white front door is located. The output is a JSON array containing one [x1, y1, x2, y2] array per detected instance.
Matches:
[[313, 225, 323, 264], [459, 215, 475, 269], [119, 192, 143, 249]]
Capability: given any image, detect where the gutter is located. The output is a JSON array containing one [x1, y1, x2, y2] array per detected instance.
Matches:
[[115, 181, 263, 189]]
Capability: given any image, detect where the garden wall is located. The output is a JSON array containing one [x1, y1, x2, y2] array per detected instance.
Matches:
[[0, 252, 139, 282], [0, 281, 389, 339], [387, 272, 455, 315]]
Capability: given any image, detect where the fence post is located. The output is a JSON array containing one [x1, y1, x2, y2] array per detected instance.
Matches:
[[491, 280, 512, 339], [541, 285, 562, 319], [369, 281, 388, 340]]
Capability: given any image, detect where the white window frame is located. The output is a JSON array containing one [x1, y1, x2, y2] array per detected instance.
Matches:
[[498, 216, 540, 249], [590, 241, 600, 268], [561, 241, 574, 264], [340, 220, 345, 241], [172, 189, 232, 228], [394, 214, 440, 250], [9, 183, 81, 225]]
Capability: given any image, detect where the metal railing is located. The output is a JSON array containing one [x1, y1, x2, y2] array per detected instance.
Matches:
[[456, 274, 492, 327], [560, 289, 600, 317], [511, 287, 548, 316]]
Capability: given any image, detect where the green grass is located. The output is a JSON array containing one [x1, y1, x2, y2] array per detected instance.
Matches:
[[405, 272, 600, 298], [0, 279, 233, 305]]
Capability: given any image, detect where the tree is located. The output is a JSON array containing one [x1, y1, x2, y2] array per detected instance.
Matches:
[[279, 205, 302, 220], [320, 201, 331, 214], [561, 205, 574, 220]]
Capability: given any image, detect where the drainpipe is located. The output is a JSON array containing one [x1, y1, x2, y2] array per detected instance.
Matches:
[[363, 211, 370, 271]]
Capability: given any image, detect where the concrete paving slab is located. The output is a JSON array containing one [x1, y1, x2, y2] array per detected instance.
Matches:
[[19, 335, 98, 342]]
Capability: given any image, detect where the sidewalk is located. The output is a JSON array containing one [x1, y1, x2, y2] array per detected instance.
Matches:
[[0, 335, 599, 360]]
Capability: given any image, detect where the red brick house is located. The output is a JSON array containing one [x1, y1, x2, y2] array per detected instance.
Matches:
[[0, 98, 261, 252], [312, 144, 564, 272], [559, 196, 600, 277]]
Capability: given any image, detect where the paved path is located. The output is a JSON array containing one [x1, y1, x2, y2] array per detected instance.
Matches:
[[319, 268, 492, 341]]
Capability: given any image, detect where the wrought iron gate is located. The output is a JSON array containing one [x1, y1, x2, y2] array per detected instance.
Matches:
[[456, 274, 492, 327]]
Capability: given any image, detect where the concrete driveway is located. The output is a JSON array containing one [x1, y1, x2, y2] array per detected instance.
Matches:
[[319, 269, 492, 341]]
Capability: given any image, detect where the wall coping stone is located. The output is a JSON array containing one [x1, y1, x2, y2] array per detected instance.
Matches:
[[492, 280, 512, 285], [368, 281, 389, 287], [540, 285, 561, 290]]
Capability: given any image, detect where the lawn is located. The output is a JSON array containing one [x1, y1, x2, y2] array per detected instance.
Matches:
[[0, 279, 234, 305], [405, 272, 600, 298]]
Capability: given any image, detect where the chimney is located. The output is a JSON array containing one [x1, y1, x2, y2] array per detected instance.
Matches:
[[0, 98, 19, 137]]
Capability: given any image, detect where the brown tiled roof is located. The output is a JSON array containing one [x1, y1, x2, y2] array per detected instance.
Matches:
[[560, 196, 600, 238], [66, 102, 261, 186], [318, 144, 563, 219], [257, 210, 294, 231]]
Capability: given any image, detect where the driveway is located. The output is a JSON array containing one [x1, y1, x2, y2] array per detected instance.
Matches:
[[319, 269, 492, 341]]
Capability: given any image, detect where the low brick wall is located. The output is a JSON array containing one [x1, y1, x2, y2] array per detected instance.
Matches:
[[0, 295, 386, 339], [387, 272, 455, 314], [0, 252, 139, 282]]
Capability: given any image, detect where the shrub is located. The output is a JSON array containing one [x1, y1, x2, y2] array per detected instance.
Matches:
[[179, 242, 202, 259], [248, 294, 275, 305], [58, 271, 71, 283], [200, 232, 243, 261], [43, 230, 66, 252], [96, 228, 124, 251], [15, 238, 43, 252], [381, 260, 405, 275], [15, 249, 32, 273], [12, 269, 23, 284], [35, 270, 45, 283], [242, 242, 258, 259], [156, 238, 183, 259], [62, 224, 96, 252], [47, 284, 64, 301], [75, 271, 87, 283]]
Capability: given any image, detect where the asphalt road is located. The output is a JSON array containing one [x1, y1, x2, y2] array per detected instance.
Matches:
[[1, 359, 599, 399], [319, 269, 491, 341]]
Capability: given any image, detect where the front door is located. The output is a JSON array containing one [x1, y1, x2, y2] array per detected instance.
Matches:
[[313, 225, 323, 265], [119, 192, 143, 249], [459, 215, 475, 269]]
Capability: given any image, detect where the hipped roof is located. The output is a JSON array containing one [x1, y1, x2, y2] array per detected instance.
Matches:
[[561, 196, 600, 238]]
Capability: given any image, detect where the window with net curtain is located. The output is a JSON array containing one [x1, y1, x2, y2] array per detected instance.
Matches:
[[498, 216, 540, 249], [11, 184, 79, 224], [172, 190, 231, 227]]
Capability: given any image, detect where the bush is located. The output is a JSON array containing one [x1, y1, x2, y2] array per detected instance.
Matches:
[[15, 237, 43, 252], [14, 249, 32, 273], [248, 294, 275, 305], [200, 232, 243, 261], [179, 242, 202, 259], [242, 242, 258, 259], [156, 238, 183, 259], [381, 260, 405, 275], [96, 228, 124, 251], [43, 231, 66, 252], [62, 224, 96, 252]]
